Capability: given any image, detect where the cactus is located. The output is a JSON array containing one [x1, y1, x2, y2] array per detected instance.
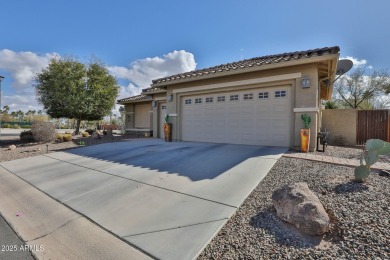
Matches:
[[301, 114, 311, 129], [355, 139, 390, 182], [165, 114, 170, 123]]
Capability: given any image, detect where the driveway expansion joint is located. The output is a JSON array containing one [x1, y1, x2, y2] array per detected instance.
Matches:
[[27, 216, 82, 242], [123, 218, 229, 238], [44, 153, 238, 209]]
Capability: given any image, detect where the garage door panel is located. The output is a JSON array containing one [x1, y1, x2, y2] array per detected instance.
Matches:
[[182, 87, 291, 147]]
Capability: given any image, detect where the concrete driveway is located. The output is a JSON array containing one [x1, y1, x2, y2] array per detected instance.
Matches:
[[0, 139, 286, 259]]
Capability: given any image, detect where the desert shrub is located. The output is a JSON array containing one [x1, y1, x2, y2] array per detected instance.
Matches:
[[81, 132, 89, 137], [31, 121, 56, 143], [56, 134, 64, 141], [12, 124, 21, 129], [2, 123, 11, 128], [62, 134, 73, 142], [334, 135, 347, 146], [20, 130, 35, 143], [65, 131, 72, 135]]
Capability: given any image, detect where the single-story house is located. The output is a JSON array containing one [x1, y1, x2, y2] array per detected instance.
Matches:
[[117, 46, 340, 151]]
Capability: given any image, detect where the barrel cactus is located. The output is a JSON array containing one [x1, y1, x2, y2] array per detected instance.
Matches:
[[355, 139, 390, 182]]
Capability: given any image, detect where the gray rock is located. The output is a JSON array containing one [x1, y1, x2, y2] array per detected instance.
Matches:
[[272, 182, 330, 235]]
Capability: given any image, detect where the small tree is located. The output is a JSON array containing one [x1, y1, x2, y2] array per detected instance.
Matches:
[[35, 57, 119, 134], [334, 68, 390, 109]]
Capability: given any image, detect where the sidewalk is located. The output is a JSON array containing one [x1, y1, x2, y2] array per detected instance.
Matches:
[[283, 151, 390, 170]]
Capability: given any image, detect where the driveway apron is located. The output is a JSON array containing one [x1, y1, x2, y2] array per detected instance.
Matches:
[[0, 139, 286, 259]]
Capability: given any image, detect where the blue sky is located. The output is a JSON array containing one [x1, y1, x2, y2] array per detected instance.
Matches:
[[0, 0, 389, 112]]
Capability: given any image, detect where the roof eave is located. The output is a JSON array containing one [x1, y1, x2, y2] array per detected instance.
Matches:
[[151, 54, 340, 88], [117, 99, 153, 105]]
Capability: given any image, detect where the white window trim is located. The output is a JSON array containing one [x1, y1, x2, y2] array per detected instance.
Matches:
[[275, 90, 288, 98], [243, 93, 254, 100], [195, 98, 203, 104], [229, 94, 240, 102], [217, 96, 226, 102], [258, 92, 269, 99]]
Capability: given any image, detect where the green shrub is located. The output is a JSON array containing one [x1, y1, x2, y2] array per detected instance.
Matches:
[[12, 124, 21, 129], [31, 122, 56, 143], [81, 132, 89, 137], [2, 123, 11, 128], [21, 125, 31, 129], [20, 130, 35, 143], [62, 134, 73, 142]]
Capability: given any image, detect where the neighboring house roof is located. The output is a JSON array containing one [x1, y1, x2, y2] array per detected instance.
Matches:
[[151, 46, 340, 86], [117, 94, 153, 104]]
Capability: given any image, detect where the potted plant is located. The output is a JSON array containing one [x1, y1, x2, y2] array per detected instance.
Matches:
[[300, 114, 311, 153], [164, 114, 172, 142]]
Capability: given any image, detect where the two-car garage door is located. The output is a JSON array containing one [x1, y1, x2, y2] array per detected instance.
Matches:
[[181, 86, 292, 147]]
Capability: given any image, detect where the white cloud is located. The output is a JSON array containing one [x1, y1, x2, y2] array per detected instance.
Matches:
[[341, 56, 369, 68], [108, 50, 196, 99], [3, 94, 41, 112], [0, 49, 58, 90], [0, 49, 197, 113]]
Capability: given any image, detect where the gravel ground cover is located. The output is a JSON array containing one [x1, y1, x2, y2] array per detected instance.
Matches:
[[313, 145, 390, 164], [199, 157, 389, 259], [0, 135, 133, 162]]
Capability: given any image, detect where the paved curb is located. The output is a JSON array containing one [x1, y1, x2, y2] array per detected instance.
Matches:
[[283, 152, 390, 170], [0, 166, 151, 260]]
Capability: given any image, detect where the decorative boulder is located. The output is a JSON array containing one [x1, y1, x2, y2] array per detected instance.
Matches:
[[272, 182, 330, 236], [8, 145, 16, 150]]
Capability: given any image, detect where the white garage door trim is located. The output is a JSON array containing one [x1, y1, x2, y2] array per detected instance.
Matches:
[[159, 103, 167, 138], [181, 86, 292, 147]]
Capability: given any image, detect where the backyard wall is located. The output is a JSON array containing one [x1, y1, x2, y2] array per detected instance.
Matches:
[[321, 109, 357, 146]]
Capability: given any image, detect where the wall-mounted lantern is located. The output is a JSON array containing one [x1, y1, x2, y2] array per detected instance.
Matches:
[[301, 76, 311, 89]]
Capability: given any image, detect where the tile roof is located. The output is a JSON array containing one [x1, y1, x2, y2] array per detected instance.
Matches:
[[142, 87, 166, 94], [117, 94, 153, 103], [152, 46, 340, 85]]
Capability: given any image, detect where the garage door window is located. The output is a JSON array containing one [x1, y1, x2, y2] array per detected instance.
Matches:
[[185, 99, 192, 105], [258, 92, 269, 99], [205, 97, 214, 103], [217, 96, 226, 102], [275, 90, 287, 98], [230, 94, 239, 101], [195, 98, 202, 104], [243, 93, 253, 100]]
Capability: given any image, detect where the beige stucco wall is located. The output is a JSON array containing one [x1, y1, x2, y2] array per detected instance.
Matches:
[[134, 103, 151, 128], [321, 109, 357, 146], [163, 63, 321, 150]]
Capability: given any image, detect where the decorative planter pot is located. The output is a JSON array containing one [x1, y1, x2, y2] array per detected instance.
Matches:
[[164, 123, 172, 142], [300, 128, 310, 153]]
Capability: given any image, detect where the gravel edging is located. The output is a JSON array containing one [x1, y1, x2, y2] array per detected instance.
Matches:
[[198, 157, 390, 259], [0, 135, 133, 162], [312, 145, 390, 164]]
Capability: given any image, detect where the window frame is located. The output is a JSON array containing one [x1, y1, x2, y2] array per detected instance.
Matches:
[[229, 94, 240, 102], [258, 92, 269, 100]]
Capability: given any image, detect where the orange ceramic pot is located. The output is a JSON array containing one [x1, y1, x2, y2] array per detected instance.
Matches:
[[300, 128, 310, 153], [164, 123, 172, 142]]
